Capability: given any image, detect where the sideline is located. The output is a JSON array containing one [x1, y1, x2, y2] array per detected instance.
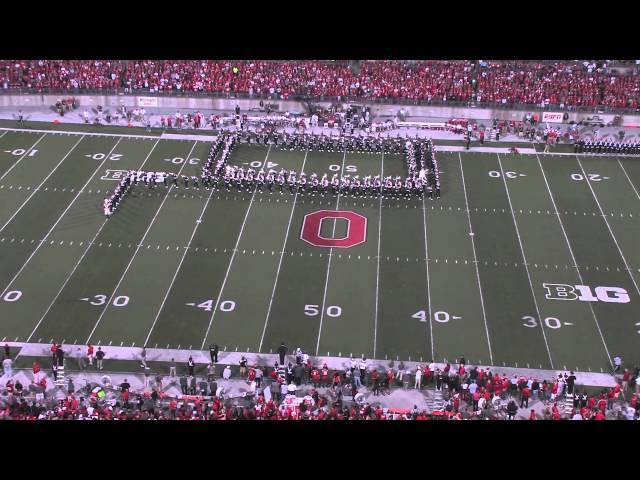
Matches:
[[6, 341, 618, 389]]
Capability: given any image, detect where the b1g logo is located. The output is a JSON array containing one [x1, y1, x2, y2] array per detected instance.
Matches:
[[300, 210, 367, 248], [543, 283, 630, 304]]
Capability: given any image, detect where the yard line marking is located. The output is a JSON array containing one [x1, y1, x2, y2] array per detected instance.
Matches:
[[421, 176, 435, 362], [0, 137, 122, 300], [85, 141, 199, 343], [458, 153, 493, 364], [577, 157, 640, 300], [373, 151, 384, 358], [144, 151, 220, 346], [316, 149, 347, 356], [0, 133, 47, 183], [200, 145, 272, 350], [617, 158, 640, 204], [497, 153, 553, 369], [25, 139, 162, 344], [1, 136, 83, 233], [259, 148, 308, 352]]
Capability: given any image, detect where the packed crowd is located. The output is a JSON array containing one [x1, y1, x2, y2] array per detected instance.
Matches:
[[2, 60, 639, 110], [1, 343, 638, 420]]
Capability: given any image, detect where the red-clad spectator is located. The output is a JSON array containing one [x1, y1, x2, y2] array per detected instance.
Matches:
[[320, 366, 329, 387], [332, 372, 341, 387], [310, 368, 320, 388], [520, 386, 531, 408], [598, 397, 607, 413], [385, 368, 394, 390], [87, 343, 94, 366]]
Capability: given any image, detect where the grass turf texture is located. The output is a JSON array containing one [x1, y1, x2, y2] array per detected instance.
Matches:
[[0, 128, 639, 373]]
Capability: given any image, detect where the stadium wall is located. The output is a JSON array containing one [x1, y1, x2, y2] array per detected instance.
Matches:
[[2, 93, 639, 126]]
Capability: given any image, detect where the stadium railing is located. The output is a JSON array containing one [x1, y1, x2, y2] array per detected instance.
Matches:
[[1, 87, 639, 115]]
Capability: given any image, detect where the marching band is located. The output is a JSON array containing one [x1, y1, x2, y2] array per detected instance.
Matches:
[[574, 139, 640, 154], [103, 132, 442, 217]]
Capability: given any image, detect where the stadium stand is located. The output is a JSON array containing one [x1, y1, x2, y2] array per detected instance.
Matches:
[[1, 60, 639, 111], [1, 358, 637, 420]]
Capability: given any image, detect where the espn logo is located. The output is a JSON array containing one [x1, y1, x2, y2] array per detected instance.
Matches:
[[543, 283, 630, 304]]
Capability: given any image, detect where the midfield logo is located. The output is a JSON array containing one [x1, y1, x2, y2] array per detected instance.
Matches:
[[543, 283, 630, 303], [300, 210, 367, 248]]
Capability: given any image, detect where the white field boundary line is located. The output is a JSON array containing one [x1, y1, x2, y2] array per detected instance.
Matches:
[[0, 131, 7, 140], [24, 139, 162, 346], [0, 126, 217, 142], [0, 133, 47, 183], [575, 155, 640, 300], [315, 149, 347, 355], [373, 151, 384, 358], [161, 133, 217, 142], [199, 145, 272, 350], [535, 153, 613, 367], [0, 135, 85, 233], [457, 152, 494, 365], [496, 153, 554, 369], [421, 176, 435, 362], [0, 136, 117, 299], [0, 127, 162, 140], [258, 148, 309, 352], [143, 149, 223, 347], [85, 141, 199, 343]]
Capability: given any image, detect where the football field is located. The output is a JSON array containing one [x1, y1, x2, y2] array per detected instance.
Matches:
[[1, 128, 639, 373]]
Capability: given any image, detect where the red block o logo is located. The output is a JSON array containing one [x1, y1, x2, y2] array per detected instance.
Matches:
[[300, 210, 367, 248]]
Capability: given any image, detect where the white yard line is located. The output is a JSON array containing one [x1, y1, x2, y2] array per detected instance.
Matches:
[[0, 133, 47, 183], [85, 141, 199, 343], [199, 145, 272, 350], [616, 158, 640, 202], [144, 152, 221, 347], [457, 152, 494, 365], [0, 135, 85, 234], [575, 155, 640, 300], [25, 139, 162, 344], [0, 137, 122, 299], [496, 153, 554, 369], [373, 152, 384, 358], [258, 148, 309, 352], [535, 153, 612, 367], [421, 188, 435, 362], [315, 149, 347, 355]]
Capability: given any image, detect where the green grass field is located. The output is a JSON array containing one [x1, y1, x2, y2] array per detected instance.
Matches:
[[0, 127, 639, 374]]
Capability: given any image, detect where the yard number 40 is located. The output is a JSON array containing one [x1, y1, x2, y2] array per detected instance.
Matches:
[[412, 310, 461, 322]]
